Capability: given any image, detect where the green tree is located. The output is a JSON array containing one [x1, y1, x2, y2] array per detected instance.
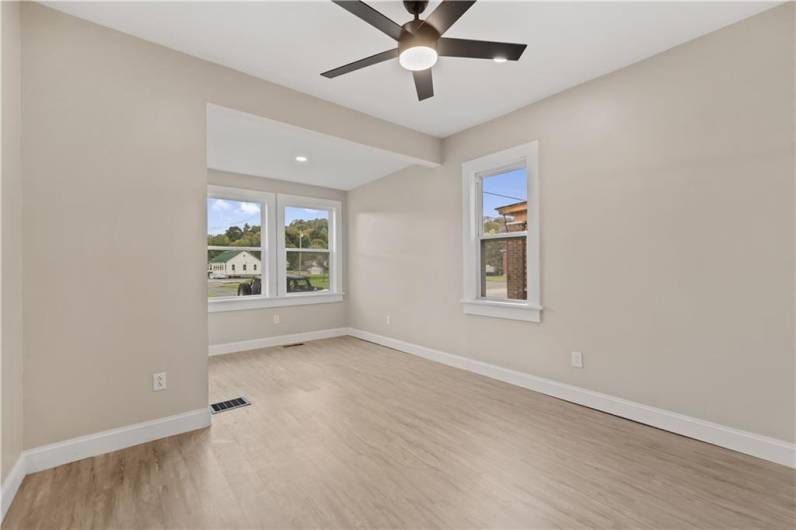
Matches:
[[225, 226, 243, 242], [208, 234, 230, 246], [483, 217, 506, 235], [232, 224, 260, 247], [208, 224, 261, 260], [482, 240, 505, 275], [285, 218, 328, 249]]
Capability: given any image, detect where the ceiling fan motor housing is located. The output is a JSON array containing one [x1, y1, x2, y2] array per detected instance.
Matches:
[[403, 1, 429, 17], [399, 19, 440, 55]]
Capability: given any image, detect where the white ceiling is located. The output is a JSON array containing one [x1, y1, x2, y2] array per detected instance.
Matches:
[[46, 1, 776, 137], [207, 104, 420, 190]]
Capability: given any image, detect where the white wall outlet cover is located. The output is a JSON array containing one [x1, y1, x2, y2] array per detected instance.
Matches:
[[273, 314, 280, 324], [153, 372, 167, 391], [386, 315, 391, 325], [571, 352, 584, 368]]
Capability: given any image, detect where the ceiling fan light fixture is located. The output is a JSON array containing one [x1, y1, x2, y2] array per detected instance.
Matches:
[[399, 45, 438, 71], [323, 0, 528, 101]]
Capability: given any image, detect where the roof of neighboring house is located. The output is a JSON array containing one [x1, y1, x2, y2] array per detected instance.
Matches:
[[496, 201, 527, 214], [208, 249, 249, 264]]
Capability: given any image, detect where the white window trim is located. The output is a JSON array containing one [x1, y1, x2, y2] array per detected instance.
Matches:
[[207, 292, 344, 313], [461, 141, 542, 322], [207, 186, 344, 312]]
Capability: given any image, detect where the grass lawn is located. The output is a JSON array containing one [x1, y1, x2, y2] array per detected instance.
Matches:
[[307, 274, 329, 290], [287, 272, 329, 290], [486, 275, 505, 282]]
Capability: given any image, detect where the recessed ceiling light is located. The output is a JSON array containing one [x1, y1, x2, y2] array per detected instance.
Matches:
[[493, 57, 508, 63], [295, 155, 308, 163]]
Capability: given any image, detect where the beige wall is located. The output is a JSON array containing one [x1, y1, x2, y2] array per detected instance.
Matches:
[[1, 0, 23, 482], [207, 170, 348, 346], [20, 3, 437, 449], [348, 4, 796, 442]]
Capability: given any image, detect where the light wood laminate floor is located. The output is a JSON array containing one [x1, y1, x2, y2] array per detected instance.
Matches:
[[5, 336, 795, 529]]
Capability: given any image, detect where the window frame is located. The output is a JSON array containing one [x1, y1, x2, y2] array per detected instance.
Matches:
[[277, 194, 343, 298], [461, 141, 542, 322], [207, 186, 343, 313]]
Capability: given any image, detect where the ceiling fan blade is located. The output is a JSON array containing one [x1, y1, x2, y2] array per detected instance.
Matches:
[[437, 37, 527, 61], [321, 49, 399, 78], [424, 0, 476, 35], [332, 1, 403, 40], [413, 69, 434, 101]]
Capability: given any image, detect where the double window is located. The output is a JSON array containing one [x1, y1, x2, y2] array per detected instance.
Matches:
[[462, 141, 541, 322], [207, 186, 342, 311]]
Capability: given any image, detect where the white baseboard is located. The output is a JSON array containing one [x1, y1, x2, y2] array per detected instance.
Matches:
[[24, 408, 211, 475], [209, 327, 350, 356], [347, 328, 796, 469], [1, 454, 26, 522], [2, 408, 210, 521]]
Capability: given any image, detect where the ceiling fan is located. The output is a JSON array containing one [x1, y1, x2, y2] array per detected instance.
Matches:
[[321, 0, 527, 101]]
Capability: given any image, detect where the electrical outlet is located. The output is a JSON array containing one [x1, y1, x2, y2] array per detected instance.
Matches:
[[571, 352, 584, 369], [273, 314, 280, 324], [153, 372, 167, 391], [386, 315, 391, 325]]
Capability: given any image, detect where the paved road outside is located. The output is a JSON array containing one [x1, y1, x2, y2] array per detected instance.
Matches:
[[208, 277, 255, 298]]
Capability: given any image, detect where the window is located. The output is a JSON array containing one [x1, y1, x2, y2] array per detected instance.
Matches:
[[283, 206, 330, 293], [462, 141, 541, 322], [207, 192, 265, 300], [481, 168, 528, 301], [277, 195, 342, 297], [207, 186, 343, 312]]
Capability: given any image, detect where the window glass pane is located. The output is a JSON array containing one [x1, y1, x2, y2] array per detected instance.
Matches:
[[285, 207, 329, 249], [480, 237, 526, 300], [482, 168, 527, 235], [207, 198, 261, 247], [207, 249, 262, 298], [286, 251, 329, 292]]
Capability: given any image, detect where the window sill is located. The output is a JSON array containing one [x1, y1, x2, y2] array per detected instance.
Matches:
[[461, 299, 542, 322], [208, 293, 344, 313]]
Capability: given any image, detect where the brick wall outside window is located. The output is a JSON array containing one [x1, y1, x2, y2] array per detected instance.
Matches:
[[505, 221, 527, 300]]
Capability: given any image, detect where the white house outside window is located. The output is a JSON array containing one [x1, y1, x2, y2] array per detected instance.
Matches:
[[462, 141, 541, 322]]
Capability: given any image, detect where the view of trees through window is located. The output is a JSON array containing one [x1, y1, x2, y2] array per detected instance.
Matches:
[[207, 198, 335, 299], [285, 207, 329, 293], [207, 223, 261, 258]]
